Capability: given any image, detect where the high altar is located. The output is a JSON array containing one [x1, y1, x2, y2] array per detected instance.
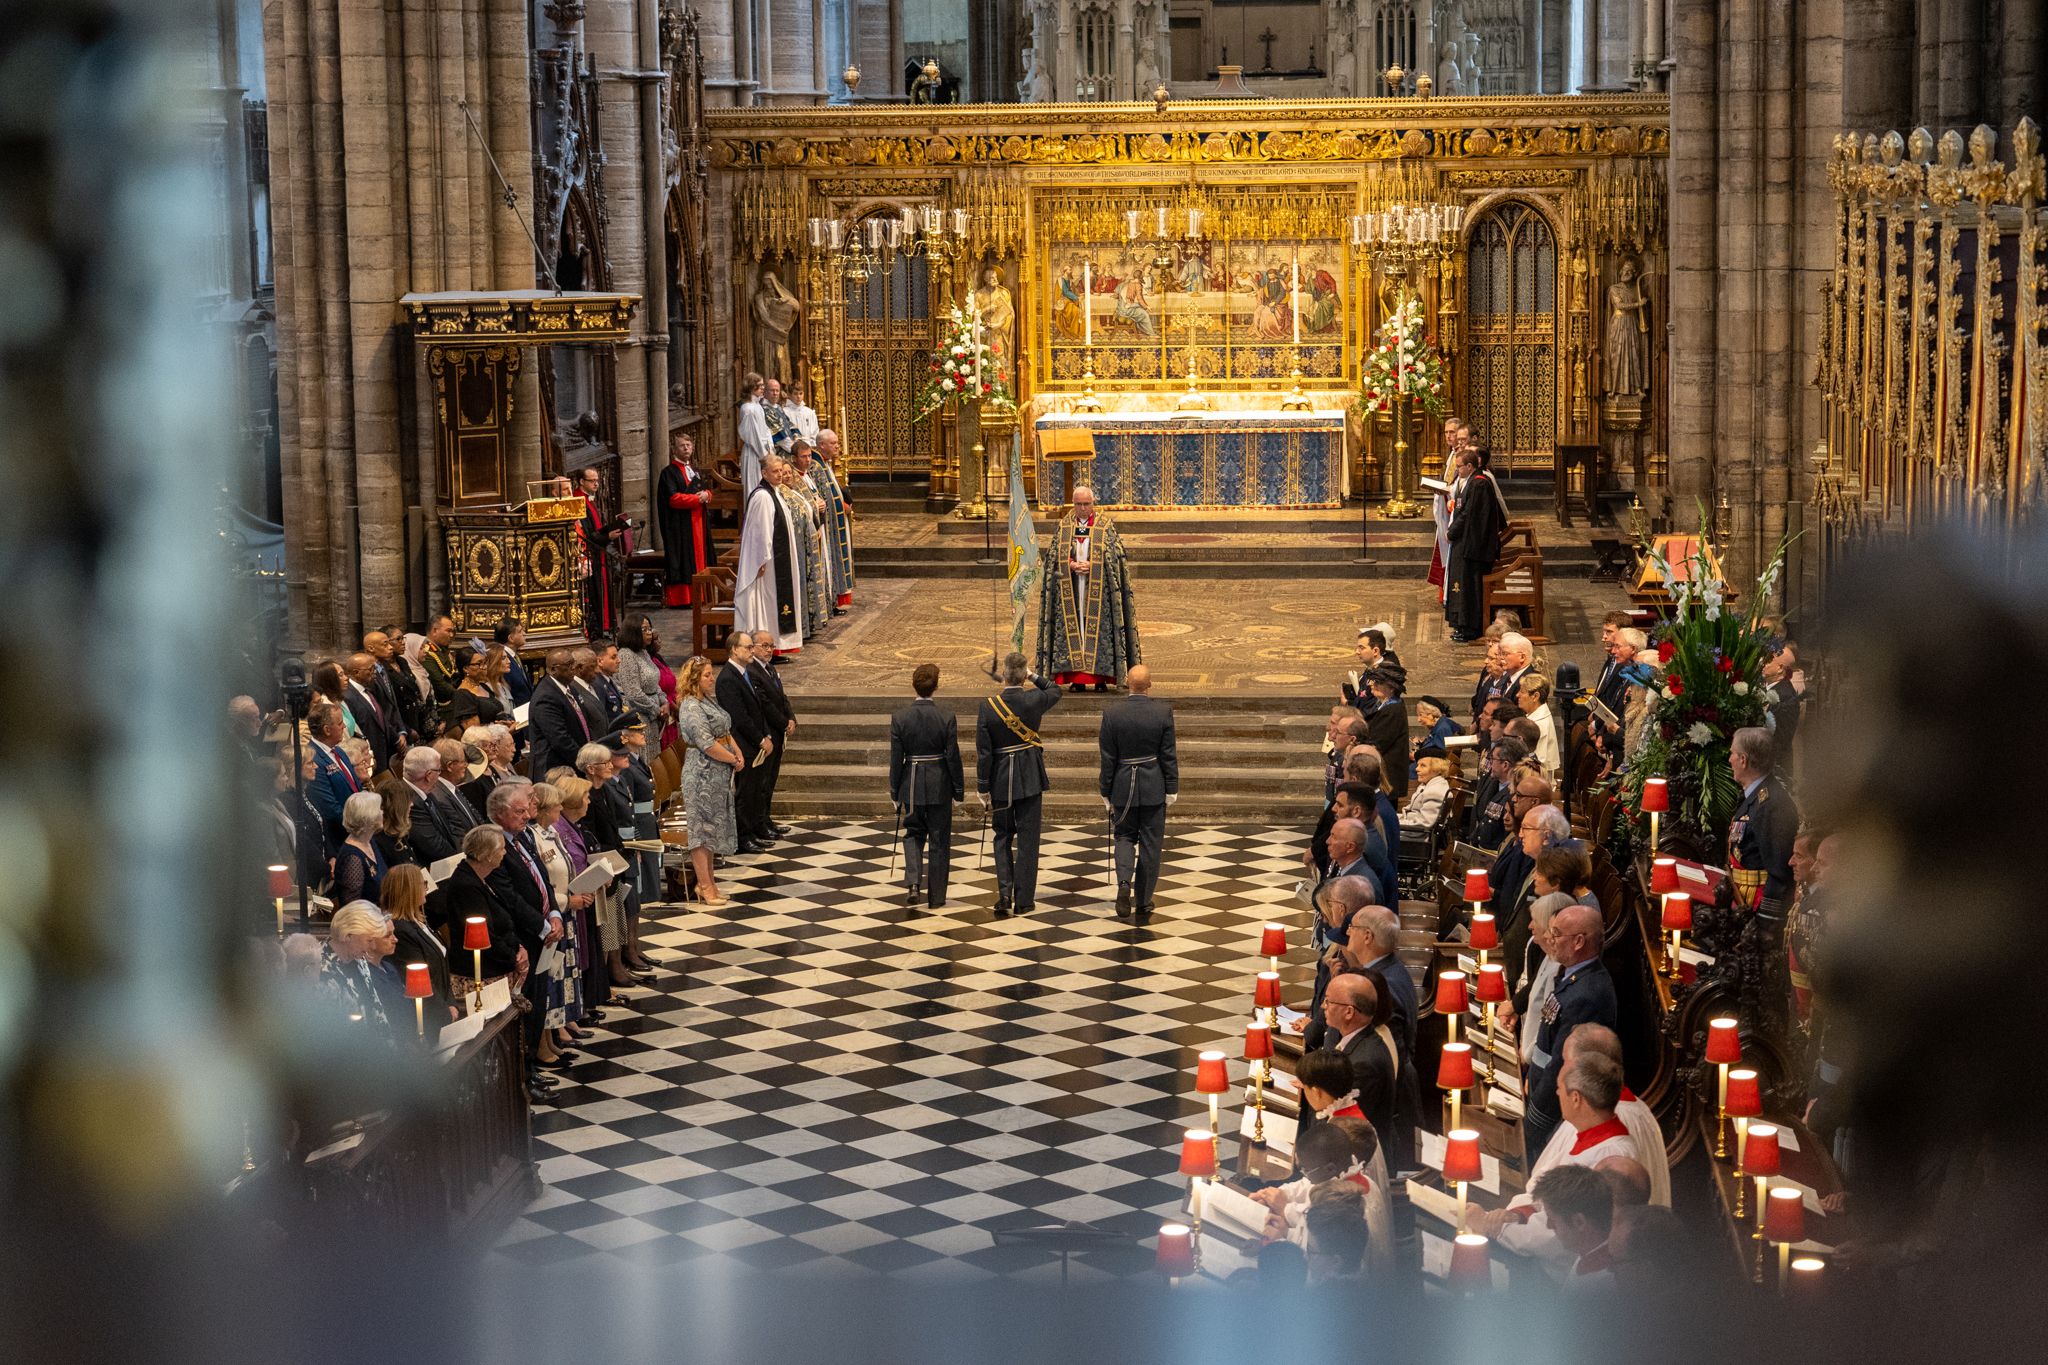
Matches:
[[710, 94, 1671, 511]]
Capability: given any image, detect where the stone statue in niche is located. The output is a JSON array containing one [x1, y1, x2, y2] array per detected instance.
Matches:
[[1605, 258, 1650, 398], [1018, 46, 1046, 102], [751, 266, 801, 381], [972, 264, 1015, 379]]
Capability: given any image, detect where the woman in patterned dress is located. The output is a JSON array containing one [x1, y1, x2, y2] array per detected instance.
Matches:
[[675, 656, 743, 904]]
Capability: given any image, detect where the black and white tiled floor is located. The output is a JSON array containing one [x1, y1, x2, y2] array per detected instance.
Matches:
[[495, 819, 1311, 1282]]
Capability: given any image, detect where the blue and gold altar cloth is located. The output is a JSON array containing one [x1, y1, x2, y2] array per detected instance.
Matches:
[[1034, 410, 1346, 509]]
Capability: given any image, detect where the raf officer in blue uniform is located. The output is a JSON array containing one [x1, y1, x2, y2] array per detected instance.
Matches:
[[1727, 725, 1802, 925], [1522, 903, 1618, 1163], [976, 652, 1062, 917]]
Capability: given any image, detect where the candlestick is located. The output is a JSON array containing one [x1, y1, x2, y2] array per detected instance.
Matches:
[[1291, 253, 1301, 347], [1156, 204, 1167, 237], [1082, 262, 1092, 346]]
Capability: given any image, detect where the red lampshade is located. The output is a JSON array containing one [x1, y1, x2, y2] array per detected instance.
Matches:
[[1640, 776, 1670, 813], [1724, 1068, 1762, 1118], [1254, 971, 1282, 1009], [1448, 1232, 1491, 1286], [403, 961, 434, 1000], [1435, 971, 1469, 1015], [1195, 1050, 1230, 1095], [1243, 1021, 1274, 1062], [1705, 1016, 1743, 1065], [462, 915, 491, 951], [1178, 1129, 1218, 1178], [1763, 1185, 1807, 1244], [1260, 923, 1288, 958], [1437, 1042, 1476, 1091], [1469, 914, 1499, 951], [1743, 1123, 1783, 1178], [1661, 892, 1694, 932], [1474, 963, 1507, 1004], [1442, 1127, 1483, 1184], [1650, 857, 1680, 895], [267, 864, 292, 899], [1155, 1222, 1195, 1277], [1788, 1257, 1825, 1298], [1462, 868, 1491, 902]]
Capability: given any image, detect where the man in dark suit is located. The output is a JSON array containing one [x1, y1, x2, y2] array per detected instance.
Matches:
[[976, 652, 1061, 916], [889, 663, 964, 908], [483, 782, 566, 1054], [1445, 446, 1508, 642], [494, 620, 535, 708], [361, 631, 415, 751], [399, 746, 460, 866], [529, 648, 595, 779], [430, 739, 484, 840], [1522, 903, 1618, 1162], [341, 652, 399, 775], [1098, 664, 1178, 922], [746, 629, 796, 838], [570, 647, 613, 737], [716, 633, 777, 851], [305, 702, 362, 855], [1463, 738, 1526, 847], [1318, 971, 1405, 1168]]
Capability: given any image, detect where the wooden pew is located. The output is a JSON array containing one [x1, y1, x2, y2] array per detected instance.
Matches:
[[1483, 521, 1549, 642]]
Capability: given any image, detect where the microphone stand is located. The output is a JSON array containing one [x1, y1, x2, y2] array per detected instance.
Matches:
[[1553, 661, 1585, 826], [280, 658, 315, 930]]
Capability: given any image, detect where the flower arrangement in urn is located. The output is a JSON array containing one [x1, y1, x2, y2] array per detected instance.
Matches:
[[913, 300, 1015, 422], [1622, 516, 1793, 845], [1357, 292, 1449, 421]]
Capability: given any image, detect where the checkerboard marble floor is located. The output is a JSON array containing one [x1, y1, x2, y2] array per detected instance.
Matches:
[[494, 819, 1313, 1282]]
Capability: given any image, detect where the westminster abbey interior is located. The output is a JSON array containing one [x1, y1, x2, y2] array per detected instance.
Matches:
[[3, 1, 2046, 1360]]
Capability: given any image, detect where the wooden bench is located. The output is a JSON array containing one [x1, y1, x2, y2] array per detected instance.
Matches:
[[1483, 521, 1549, 642], [690, 563, 737, 663]]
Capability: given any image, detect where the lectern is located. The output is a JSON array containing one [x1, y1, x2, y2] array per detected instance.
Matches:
[[1037, 425, 1095, 510]]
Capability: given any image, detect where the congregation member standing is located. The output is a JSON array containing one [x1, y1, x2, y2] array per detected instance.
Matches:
[[889, 664, 963, 910], [715, 633, 777, 853], [674, 655, 742, 905], [1098, 664, 1177, 923], [1521, 904, 1618, 1162], [748, 630, 796, 838], [976, 652, 1061, 917]]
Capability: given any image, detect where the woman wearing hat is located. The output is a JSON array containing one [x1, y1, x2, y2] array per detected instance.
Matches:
[[1360, 664, 1411, 802]]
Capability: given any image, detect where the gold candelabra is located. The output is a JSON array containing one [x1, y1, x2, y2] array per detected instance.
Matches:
[[1353, 197, 1462, 518]]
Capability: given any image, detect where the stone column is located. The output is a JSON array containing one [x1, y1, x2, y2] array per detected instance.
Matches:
[[1116, 0, 1135, 99], [699, 0, 742, 105], [586, 2, 651, 527], [766, 0, 822, 103], [1058, 0, 1076, 100], [1936, 0, 1983, 130], [1995, 0, 2047, 131], [1525, 0, 1545, 91], [1666, 0, 1719, 514]]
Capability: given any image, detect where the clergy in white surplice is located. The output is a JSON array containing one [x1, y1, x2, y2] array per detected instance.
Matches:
[[734, 456, 804, 656], [737, 371, 772, 493]]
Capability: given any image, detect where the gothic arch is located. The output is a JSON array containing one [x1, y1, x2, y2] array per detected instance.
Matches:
[[1459, 193, 1565, 474]]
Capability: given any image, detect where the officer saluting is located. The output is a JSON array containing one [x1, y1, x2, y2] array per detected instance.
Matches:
[[1726, 725, 1801, 925], [889, 663, 964, 909], [976, 652, 1062, 917], [1098, 664, 1178, 923]]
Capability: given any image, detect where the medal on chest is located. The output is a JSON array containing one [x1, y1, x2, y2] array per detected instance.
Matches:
[[1541, 993, 1561, 1025]]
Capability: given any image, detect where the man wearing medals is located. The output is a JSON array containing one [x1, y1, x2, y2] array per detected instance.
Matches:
[[1035, 485, 1141, 692], [975, 652, 1062, 917], [1726, 725, 1801, 926]]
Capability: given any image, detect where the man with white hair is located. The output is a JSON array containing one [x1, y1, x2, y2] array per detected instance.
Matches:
[[735, 454, 805, 658], [400, 745, 460, 865], [812, 428, 855, 611], [1522, 903, 1618, 1161], [1037, 485, 1141, 692], [1564, 1022, 1671, 1206], [1493, 631, 1535, 707], [1478, 1050, 1642, 1275]]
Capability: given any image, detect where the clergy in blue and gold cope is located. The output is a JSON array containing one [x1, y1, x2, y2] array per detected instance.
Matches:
[[1035, 486, 1141, 692]]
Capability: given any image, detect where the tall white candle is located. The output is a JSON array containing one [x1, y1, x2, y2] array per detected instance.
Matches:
[[1291, 255, 1301, 347], [1156, 204, 1167, 237], [1083, 261, 1092, 346]]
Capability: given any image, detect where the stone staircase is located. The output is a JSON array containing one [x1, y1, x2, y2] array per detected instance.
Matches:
[[770, 690, 1339, 825]]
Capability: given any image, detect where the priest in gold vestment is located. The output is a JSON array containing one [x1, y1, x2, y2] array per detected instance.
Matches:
[[1036, 486, 1141, 692]]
